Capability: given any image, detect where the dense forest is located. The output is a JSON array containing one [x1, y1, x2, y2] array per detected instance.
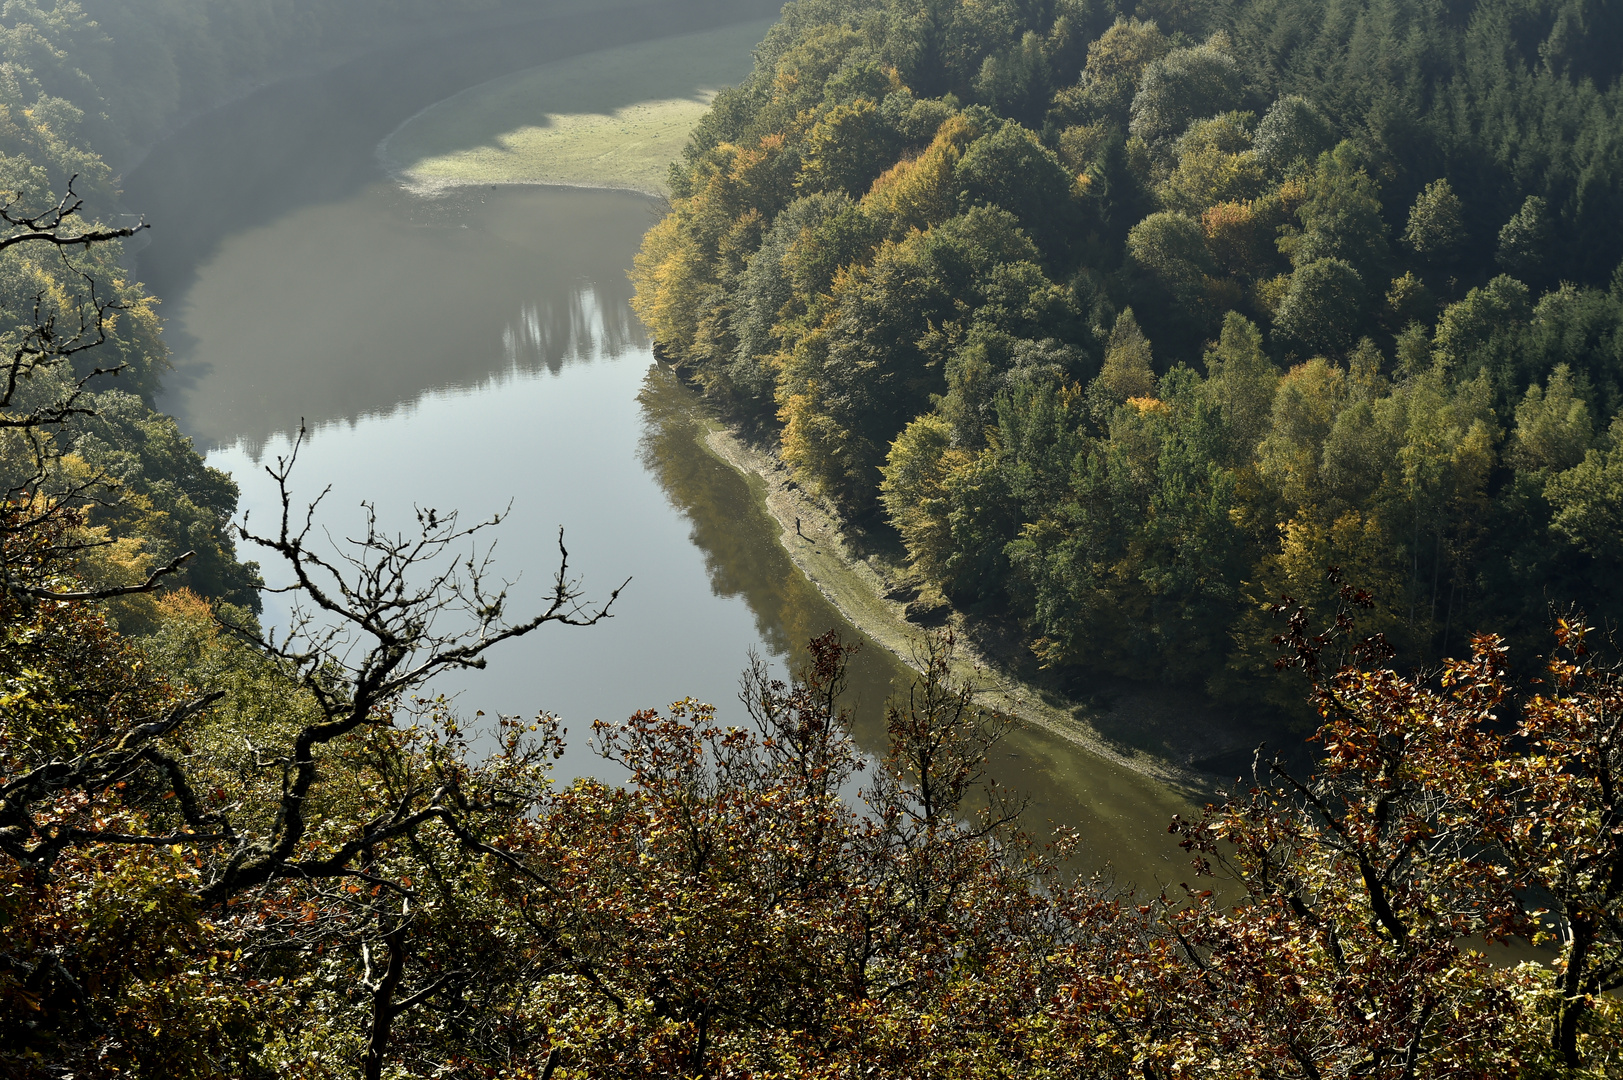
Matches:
[[632, 0, 1623, 711], [4, 0, 1623, 1077]]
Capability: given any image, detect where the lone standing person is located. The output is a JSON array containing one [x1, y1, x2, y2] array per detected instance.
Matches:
[[795, 516, 803, 537]]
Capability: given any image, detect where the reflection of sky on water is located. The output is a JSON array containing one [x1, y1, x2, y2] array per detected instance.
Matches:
[[118, 0, 1200, 889], [205, 268, 1196, 888], [139, 81, 1197, 890], [210, 292, 764, 790]]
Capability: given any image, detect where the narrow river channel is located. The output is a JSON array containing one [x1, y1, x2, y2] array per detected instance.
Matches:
[[123, 1, 1200, 888]]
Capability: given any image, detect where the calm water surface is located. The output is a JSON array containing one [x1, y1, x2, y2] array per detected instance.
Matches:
[[125, 8, 1199, 887]]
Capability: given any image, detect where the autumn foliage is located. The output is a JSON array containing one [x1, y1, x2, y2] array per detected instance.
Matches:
[[631, 0, 1623, 712], [6, 506, 1623, 1079]]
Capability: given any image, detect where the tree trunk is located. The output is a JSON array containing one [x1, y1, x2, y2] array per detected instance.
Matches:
[[362, 924, 407, 1080], [1556, 909, 1593, 1069]]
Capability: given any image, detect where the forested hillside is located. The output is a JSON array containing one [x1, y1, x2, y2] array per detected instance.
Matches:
[[5, 1, 1623, 1076], [632, 0, 1623, 709]]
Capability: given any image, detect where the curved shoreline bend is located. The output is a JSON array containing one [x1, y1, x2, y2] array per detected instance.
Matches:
[[368, 3, 1251, 793], [377, 18, 773, 199], [691, 411, 1236, 797]]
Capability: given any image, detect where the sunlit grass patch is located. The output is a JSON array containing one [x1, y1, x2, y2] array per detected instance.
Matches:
[[380, 19, 771, 196], [390, 96, 718, 195]]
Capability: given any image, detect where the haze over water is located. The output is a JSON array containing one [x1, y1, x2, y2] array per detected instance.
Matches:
[[124, 2, 1199, 887]]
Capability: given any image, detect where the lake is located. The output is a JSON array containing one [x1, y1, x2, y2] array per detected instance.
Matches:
[[123, 0, 1200, 889]]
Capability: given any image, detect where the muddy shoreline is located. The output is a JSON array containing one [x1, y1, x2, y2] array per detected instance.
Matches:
[[688, 406, 1292, 797]]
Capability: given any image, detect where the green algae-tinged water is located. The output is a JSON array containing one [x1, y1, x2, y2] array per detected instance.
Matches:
[[123, 6, 1199, 888]]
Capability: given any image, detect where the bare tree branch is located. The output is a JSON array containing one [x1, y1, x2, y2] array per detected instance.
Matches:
[[0, 176, 147, 254], [14, 550, 196, 602]]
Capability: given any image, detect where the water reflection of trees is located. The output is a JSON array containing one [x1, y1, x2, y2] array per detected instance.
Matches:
[[635, 363, 802, 660], [633, 362, 1198, 881], [164, 181, 657, 456], [502, 282, 643, 377], [223, 284, 645, 459]]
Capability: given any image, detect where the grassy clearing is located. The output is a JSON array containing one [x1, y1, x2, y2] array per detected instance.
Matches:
[[380, 18, 772, 196]]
